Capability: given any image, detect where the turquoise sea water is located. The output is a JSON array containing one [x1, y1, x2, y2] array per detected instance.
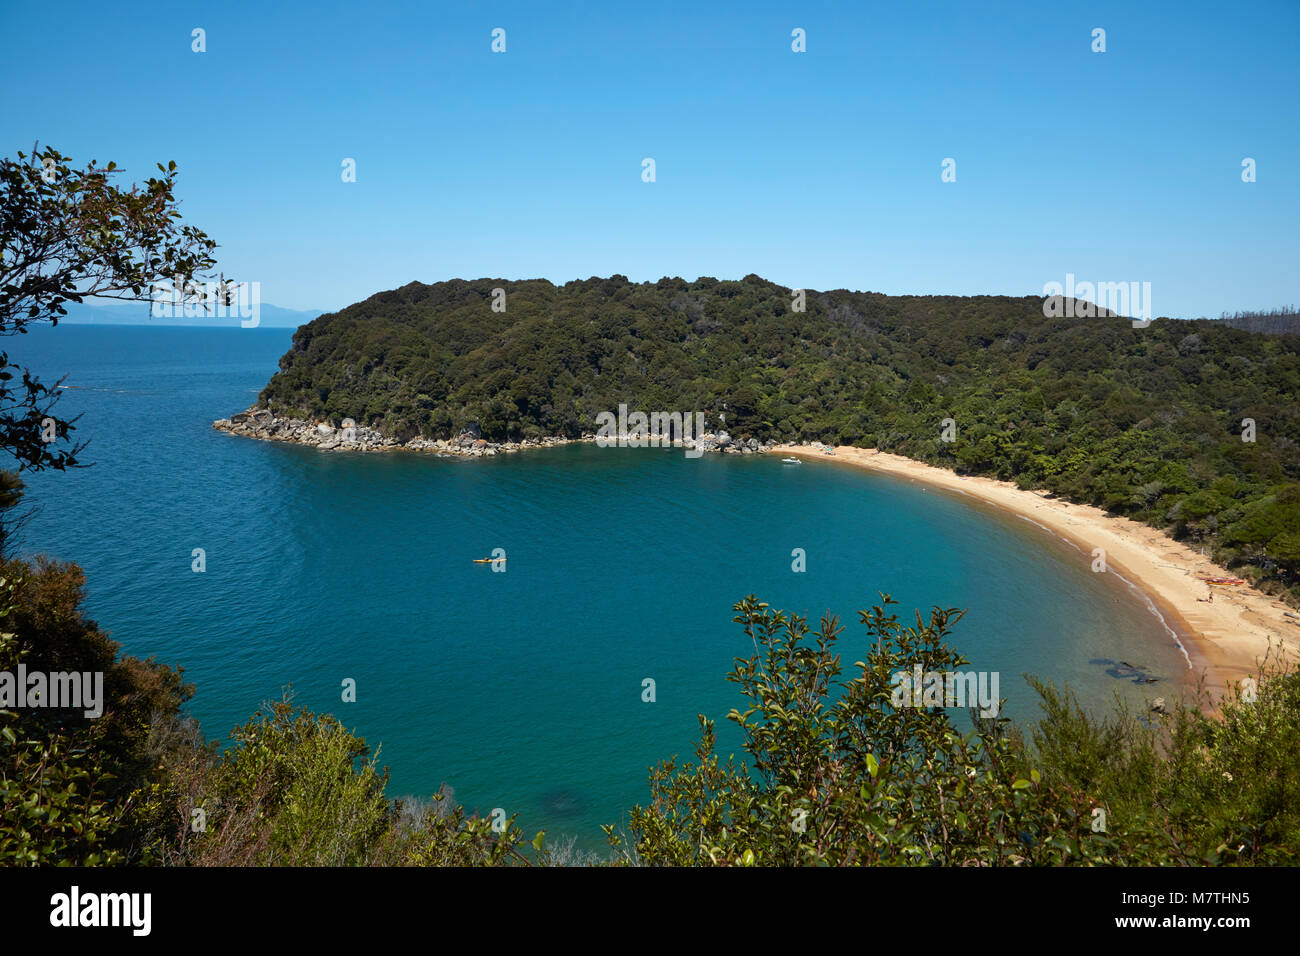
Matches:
[[13, 325, 1188, 851]]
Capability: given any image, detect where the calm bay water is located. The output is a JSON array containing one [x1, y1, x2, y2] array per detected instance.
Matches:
[[13, 325, 1186, 850]]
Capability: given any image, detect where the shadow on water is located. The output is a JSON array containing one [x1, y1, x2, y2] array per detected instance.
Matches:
[[538, 789, 587, 820], [1089, 657, 1162, 684]]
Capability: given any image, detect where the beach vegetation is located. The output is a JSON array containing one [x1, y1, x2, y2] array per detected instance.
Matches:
[[256, 276, 1300, 602]]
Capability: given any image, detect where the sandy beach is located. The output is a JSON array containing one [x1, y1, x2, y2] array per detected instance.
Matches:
[[772, 444, 1300, 704]]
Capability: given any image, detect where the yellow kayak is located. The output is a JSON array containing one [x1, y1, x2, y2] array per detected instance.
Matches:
[[472, 557, 505, 563]]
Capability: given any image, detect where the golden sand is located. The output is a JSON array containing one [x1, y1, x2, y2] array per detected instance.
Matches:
[[772, 444, 1300, 702]]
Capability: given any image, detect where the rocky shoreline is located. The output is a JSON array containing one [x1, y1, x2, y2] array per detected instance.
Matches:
[[212, 407, 800, 458]]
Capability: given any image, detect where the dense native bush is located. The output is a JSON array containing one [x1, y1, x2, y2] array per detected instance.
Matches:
[[0, 553, 534, 867], [0, 558, 195, 864], [610, 596, 1300, 866], [5, 570, 1298, 865], [257, 277, 1300, 601]]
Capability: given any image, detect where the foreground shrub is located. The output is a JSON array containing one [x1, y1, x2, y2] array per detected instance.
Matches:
[[610, 595, 1300, 866]]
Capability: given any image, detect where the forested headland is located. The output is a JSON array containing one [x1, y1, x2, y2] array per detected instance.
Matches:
[[7, 144, 1298, 872], [256, 275, 1300, 604]]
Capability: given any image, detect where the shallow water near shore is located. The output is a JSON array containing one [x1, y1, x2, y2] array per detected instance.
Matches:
[[15, 325, 1188, 851]]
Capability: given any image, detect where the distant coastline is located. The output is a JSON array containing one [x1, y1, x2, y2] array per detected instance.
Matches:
[[772, 443, 1300, 704], [58, 300, 320, 329]]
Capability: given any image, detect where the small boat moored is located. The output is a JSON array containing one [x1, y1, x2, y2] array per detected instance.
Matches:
[[781, 457, 802, 464]]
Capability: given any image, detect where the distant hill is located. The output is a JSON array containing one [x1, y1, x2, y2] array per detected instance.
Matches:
[[57, 300, 323, 329], [1212, 307, 1300, 336], [249, 274, 1300, 598]]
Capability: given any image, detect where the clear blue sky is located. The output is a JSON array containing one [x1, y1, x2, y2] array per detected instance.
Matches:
[[2, 0, 1296, 316]]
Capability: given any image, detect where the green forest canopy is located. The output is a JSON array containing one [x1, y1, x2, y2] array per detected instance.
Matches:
[[256, 275, 1300, 598]]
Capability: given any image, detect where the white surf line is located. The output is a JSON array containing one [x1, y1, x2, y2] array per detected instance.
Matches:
[[808, 448, 1200, 674], [1014, 514, 1193, 669], [1015, 513, 1076, 545], [1108, 568, 1194, 670]]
